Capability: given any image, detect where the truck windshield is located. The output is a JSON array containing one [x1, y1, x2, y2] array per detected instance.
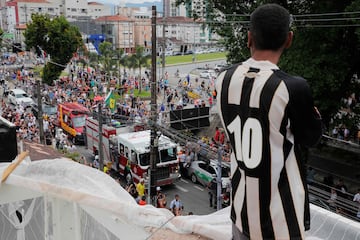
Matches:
[[139, 152, 150, 166], [160, 147, 177, 162], [72, 116, 86, 128]]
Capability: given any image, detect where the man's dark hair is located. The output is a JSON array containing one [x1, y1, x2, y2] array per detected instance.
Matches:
[[250, 4, 291, 51]]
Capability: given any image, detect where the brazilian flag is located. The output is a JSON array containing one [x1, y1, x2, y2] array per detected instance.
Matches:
[[105, 90, 116, 112]]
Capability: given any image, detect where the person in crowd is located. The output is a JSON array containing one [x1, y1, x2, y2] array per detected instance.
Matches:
[[353, 188, 360, 219], [93, 155, 100, 169], [155, 186, 167, 208], [136, 178, 146, 197], [126, 182, 138, 199], [138, 195, 147, 206], [306, 167, 316, 185], [169, 194, 184, 216], [327, 188, 337, 211], [335, 178, 348, 199], [207, 178, 217, 208], [216, 4, 322, 239]]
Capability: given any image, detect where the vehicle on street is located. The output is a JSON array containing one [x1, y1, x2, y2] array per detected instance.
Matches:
[[86, 118, 180, 187], [57, 102, 90, 144], [31, 102, 57, 119], [199, 69, 217, 79], [187, 160, 231, 190], [7, 88, 35, 107], [214, 64, 230, 72]]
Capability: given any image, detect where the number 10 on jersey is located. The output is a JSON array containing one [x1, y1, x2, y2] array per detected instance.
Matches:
[[227, 116, 263, 169]]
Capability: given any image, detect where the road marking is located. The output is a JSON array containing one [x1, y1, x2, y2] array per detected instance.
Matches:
[[175, 185, 189, 192], [194, 185, 204, 191], [180, 178, 189, 184]]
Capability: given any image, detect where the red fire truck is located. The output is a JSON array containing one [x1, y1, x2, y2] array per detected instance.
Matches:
[[57, 102, 90, 144], [85, 118, 180, 186], [86, 117, 117, 164]]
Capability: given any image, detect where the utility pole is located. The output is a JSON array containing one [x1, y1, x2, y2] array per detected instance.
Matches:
[[148, 5, 158, 205], [98, 104, 104, 171], [161, 0, 166, 78], [217, 147, 223, 211], [36, 79, 45, 144]]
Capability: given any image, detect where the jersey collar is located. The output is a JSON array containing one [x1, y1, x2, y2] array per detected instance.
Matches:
[[244, 58, 279, 70]]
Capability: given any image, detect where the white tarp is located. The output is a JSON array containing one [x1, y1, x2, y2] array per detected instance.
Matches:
[[0, 157, 359, 240]]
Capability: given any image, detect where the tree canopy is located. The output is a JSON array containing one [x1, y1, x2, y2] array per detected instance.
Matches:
[[178, 0, 360, 129], [24, 13, 83, 85]]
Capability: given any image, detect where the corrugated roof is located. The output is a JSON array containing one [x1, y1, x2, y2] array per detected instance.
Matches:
[[8, 0, 50, 3], [88, 1, 103, 5], [96, 15, 133, 22]]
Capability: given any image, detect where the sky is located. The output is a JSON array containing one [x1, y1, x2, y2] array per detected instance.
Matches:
[[94, 0, 161, 5]]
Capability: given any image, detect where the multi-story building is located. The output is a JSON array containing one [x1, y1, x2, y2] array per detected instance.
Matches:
[[1, 0, 111, 34], [95, 15, 136, 54]]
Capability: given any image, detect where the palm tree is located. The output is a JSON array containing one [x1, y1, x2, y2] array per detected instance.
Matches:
[[98, 41, 115, 76], [129, 46, 150, 93]]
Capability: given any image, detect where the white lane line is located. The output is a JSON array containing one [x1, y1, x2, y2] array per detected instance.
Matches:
[[175, 185, 189, 192], [180, 178, 189, 184], [194, 185, 205, 191]]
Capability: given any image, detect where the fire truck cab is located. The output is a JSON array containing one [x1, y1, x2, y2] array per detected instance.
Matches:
[[111, 130, 180, 186], [57, 102, 89, 144]]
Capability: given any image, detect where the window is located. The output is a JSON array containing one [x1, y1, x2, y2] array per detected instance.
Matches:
[[71, 8, 76, 12], [119, 144, 124, 155], [139, 153, 150, 166], [160, 148, 177, 162], [131, 150, 137, 163], [72, 116, 86, 128], [48, 8, 54, 12], [207, 166, 216, 175], [125, 147, 129, 158]]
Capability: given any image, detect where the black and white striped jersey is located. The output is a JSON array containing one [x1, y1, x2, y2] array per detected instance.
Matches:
[[216, 58, 322, 240]]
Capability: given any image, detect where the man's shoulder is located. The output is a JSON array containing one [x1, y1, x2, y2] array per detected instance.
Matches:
[[274, 70, 307, 84]]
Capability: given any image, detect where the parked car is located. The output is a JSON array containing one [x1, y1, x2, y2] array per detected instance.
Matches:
[[199, 69, 217, 79], [186, 160, 231, 190], [7, 89, 35, 107], [214, 64, 230, 72], [31, 102, 57, 119]]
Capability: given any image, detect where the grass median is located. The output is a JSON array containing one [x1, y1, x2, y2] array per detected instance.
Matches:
[[160, 52, 227, 65]]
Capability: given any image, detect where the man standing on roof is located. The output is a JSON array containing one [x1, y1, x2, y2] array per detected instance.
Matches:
[[216, 4, 322, 240]]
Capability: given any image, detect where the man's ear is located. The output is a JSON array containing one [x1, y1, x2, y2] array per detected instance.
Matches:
[[284, 31, 293, 49], [247, 31, 252, 48]]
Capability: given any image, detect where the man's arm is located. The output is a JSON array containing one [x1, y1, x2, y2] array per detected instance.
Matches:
[[288, 78, 323, 147]]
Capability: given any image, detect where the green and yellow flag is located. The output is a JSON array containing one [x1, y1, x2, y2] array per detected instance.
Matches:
[[105, 90, 116, 112]]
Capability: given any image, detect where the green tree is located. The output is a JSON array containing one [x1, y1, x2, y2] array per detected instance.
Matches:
[[128, 46, 150, 93], [98, 41, 114, 74], [180, 0, 360, 128], [24, 14, 83, 85], [0, 28, 4, 46]]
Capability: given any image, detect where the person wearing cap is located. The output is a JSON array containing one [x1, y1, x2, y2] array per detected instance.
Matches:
[[136, 178, 146, 197], [155, 187, 167, 208]]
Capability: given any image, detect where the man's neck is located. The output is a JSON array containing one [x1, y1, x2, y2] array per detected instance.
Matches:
[[251, 49, 281, 65]]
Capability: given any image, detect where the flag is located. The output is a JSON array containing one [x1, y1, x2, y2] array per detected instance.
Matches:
[[105, 90, 116, 112]]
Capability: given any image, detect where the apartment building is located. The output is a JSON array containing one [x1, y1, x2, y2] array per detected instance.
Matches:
[[2, 0, 111, 33]]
